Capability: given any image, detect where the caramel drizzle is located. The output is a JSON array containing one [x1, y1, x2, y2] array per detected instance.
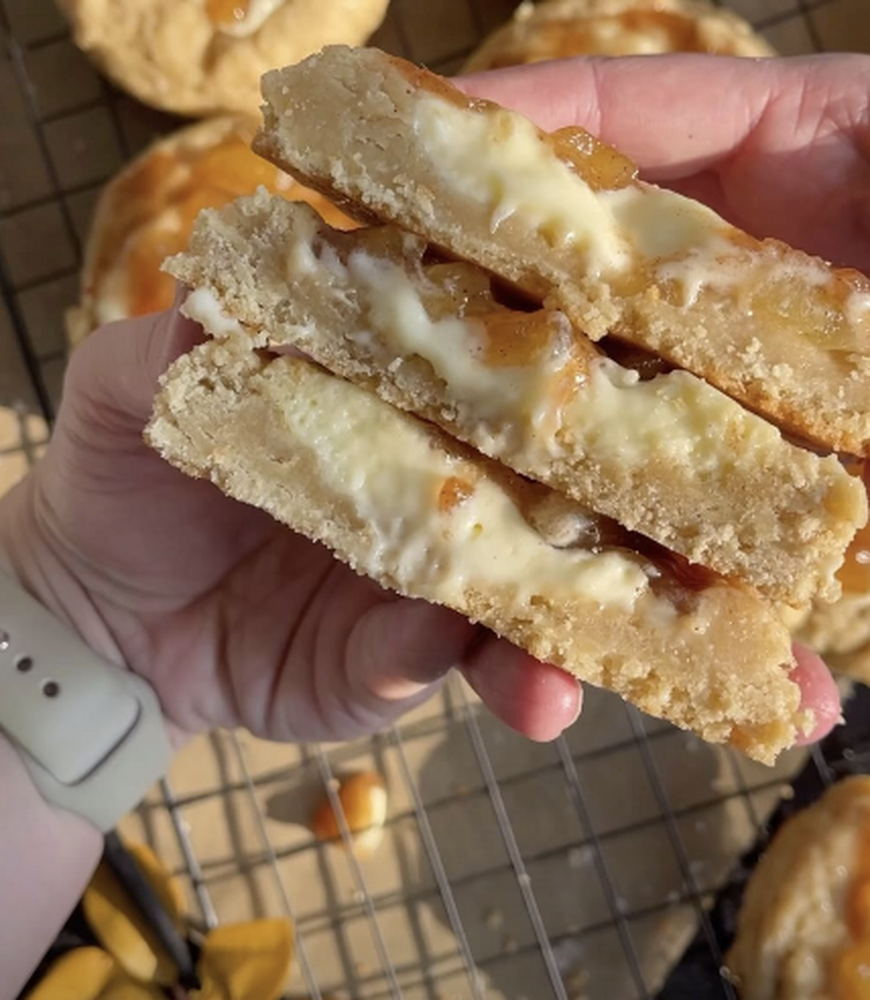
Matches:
[[205, 0, 251, 25], [488, 9, 720, 67], [434, 463, 722, 605], [829, 826, 870, 998]]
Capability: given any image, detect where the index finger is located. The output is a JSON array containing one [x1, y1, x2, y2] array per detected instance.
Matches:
[[457, 53, 826, 182]]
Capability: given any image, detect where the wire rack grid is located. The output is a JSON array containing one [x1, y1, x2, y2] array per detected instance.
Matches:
[[0, 0, 866, 997]]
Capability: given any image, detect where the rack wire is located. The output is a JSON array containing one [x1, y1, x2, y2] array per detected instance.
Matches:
[[0, 0, 863, 997]]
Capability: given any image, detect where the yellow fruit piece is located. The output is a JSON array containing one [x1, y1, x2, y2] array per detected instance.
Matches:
[[99, 971, 165, 999], [83, 842, 185, 985], [196, 920, 294, 1000], [833, 941, 870, 1000], [23, 947, 115, 1000]]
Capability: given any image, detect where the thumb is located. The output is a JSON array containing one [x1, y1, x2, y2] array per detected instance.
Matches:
[[349, 597, 583, 741], [62, 288, 203, 432], [350, 598, 479, 705]]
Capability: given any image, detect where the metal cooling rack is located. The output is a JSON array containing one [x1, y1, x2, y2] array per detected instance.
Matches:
[[0, 0, 862, 997], [659, 685, 870, 998], [112, 689, 813, 1000]]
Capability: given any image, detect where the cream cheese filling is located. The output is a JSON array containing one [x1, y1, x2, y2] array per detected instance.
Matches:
[[182, 286, 663, 613], [345, 250, 576, 447], [567, 360, 784, 474], [411, 95, 728, 283], [411, 95, 854, 314], [272, 225, 793, 481], [184, 286, 249, 338], [258, 355, 658, 613]]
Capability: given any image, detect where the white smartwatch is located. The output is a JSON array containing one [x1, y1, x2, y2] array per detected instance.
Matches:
[[0, 571, 172, 831]]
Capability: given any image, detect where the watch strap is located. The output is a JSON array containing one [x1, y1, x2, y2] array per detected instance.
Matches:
[[0, 571, 172, 831]]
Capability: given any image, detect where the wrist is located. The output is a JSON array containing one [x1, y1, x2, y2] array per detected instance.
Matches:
[[0, 485, 104, 993], [0, 729, 103, 1000]]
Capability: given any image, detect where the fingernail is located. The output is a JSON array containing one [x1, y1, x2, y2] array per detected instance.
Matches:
[[563, 683, 584, 732]]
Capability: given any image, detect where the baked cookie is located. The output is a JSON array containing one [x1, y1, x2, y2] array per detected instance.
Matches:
[[57, 0, 389, 115], [67, 116, 354, 347], [463, 0, 774, 72], [728, 776, 870, 1000], [163, 191, 865, 607], [791, 483, 870, 685], [147, 334, 805, 764], [255, 47, 870, 457], [145, 48, 870, 763]]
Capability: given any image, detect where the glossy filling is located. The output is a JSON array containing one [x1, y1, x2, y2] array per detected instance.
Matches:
[[405, 80, 870, 356], [277, 213, 808, 483], [260, 360, 658, 610], [183, 287, 723, 611]]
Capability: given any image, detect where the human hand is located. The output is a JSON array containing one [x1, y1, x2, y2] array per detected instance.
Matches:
[[0, 53, 855, 1000], [0, 303, 584, 745], [1, 54, 850, 750], [0, 309, 837, 750]]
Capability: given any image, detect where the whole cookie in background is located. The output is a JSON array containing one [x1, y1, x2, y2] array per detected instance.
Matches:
[[67, 116, 355, 347], [789, 488, 870, 687], [55, 0, 390, 115], [727, 776, 870, 1000], [462, 0, 774, 71]]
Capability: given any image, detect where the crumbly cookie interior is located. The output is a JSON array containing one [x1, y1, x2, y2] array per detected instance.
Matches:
[[165, 191, 867, 607], [147, 337, 805, 763]]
